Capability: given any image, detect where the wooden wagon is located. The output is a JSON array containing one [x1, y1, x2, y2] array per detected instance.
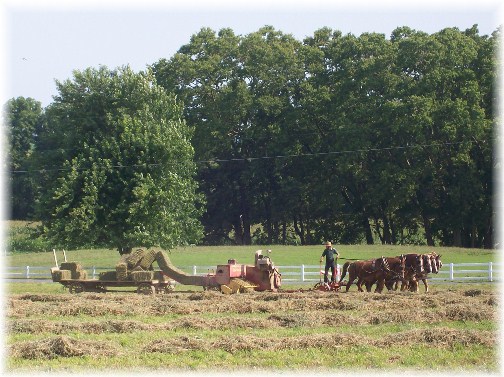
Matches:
[[50, 265, 175, 294]]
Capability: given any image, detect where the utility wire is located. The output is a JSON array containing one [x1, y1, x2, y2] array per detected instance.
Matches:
[[7, 139, 480, 175]]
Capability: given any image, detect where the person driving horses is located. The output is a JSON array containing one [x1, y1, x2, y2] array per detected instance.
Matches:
[[320, 241, 339, 283]]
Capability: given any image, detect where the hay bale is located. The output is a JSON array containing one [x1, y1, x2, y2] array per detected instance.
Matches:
[[131, 271, 154, 282], [138, 249, 157, 270], [52, 270, 71, 282], [115, 263, 129, 281], [71, 270, 88, 280], [99, 271, 117, 281], [126, 249, 146, 268], [60, 262, 82, 272]]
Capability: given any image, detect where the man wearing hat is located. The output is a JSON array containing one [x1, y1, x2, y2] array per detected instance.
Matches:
[[320, 241, 339, 283]]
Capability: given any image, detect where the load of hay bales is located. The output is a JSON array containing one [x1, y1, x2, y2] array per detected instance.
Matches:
[[98, 249, 168, 283], [51, 263, 87, 282]]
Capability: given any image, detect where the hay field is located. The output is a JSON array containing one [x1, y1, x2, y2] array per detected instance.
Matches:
[[6, 283, 500, 374]]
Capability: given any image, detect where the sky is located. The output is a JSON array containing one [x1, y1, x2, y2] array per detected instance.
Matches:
[[1, 0, 502, 108]]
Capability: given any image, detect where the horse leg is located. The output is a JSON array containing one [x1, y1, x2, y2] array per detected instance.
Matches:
[[345, 276, 354, 292], [375, 278, 385, 293], [411, 279, 419, 292], [365, 279, 373, 292], [356, 278, 364, 292], [422, 279, 429, 293]]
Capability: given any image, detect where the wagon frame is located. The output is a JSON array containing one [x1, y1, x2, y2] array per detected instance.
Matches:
[[56, 276, 175, 295]]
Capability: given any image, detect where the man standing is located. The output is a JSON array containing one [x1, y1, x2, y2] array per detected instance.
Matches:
[[320, 241, 339, 283]]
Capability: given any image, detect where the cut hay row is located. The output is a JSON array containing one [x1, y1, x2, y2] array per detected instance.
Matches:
[[144, 327, 495, 354], [9, 336, 119, 359], [7, 289, 497, 321], [8, 299, 496, 336], [9, 327, 495, 360]]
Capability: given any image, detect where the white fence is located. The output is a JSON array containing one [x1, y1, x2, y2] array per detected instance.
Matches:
[[4, 262, 501, 283]]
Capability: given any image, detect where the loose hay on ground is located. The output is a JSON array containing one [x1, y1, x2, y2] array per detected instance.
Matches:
[[9, 336, 119, 359], [6, 287, 499, 372]]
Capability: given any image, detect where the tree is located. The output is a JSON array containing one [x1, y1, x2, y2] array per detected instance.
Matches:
[[153, 26, 306, 245], [390, 26, 496, 247], [151, 25, 495, 247], [33, 66, 204, 252], [4, 97, 43, 219]]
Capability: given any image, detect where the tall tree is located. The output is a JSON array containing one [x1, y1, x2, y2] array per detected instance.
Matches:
[[391, 26, 495, 247], [33, 66, 204, 252], [4, 97, 43, 219], [153, 26, 305, 245]]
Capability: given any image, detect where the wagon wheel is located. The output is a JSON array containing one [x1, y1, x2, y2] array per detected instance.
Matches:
[[95, 283, 107, 293], [156, 286, 168, 294], [137, 283, 155, 295], [68, 282, 85, 294], [155, 284, 174, 294]]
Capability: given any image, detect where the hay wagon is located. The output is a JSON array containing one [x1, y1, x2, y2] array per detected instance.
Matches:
[[51, 266, 175, 294], [50, 256, 176, 295]]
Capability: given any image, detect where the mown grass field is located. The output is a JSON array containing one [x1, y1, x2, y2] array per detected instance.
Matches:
[[7, 243, 498, 268], [4, 245, 501, 374]]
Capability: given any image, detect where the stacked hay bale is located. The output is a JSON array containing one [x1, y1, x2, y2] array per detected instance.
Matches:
[[125, 249, 145, 267], [99, 249, 160, 282], [59, 262, 87, 280], [51, 267, 71, 282], [138, 250, 157, 270], [115, 263, 129, 281], [97, 249, 174, 285], [131, 271, 154, 282]]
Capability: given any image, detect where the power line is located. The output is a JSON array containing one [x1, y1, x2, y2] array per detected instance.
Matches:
[[7, 139, 480, 175], [197, 140, 475, 164]]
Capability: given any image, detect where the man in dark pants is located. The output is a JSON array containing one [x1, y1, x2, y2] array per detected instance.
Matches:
[[320, 241, 339, 283]]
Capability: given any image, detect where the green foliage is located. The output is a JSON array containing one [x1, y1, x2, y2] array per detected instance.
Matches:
[[4, 97, 44, 219], [7, 222, 50, 253], [153, 25, 496, 248], [32, 66, 204, 251]]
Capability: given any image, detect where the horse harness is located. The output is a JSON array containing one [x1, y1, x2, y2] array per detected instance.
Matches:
[[362, 256, 390, 274]]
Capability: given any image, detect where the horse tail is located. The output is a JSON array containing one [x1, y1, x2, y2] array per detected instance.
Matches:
[[339, 261, 351, 283]]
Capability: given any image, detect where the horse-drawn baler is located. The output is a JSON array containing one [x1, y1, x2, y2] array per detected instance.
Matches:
[[51, 249, 282, 294]]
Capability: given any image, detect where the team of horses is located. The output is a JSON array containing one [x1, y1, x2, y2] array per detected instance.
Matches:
[[338, 252, 443, 293]]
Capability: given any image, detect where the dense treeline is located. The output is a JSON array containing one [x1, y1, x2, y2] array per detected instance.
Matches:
[[5, 25, 497, 249]]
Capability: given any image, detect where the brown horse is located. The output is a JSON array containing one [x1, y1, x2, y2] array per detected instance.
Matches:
[[387, 253, 423, 291], [339, 260, 375, 292], [340, 255, 406, 293], [402, 252, 442, 293], [364, 255, 407, 292]]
